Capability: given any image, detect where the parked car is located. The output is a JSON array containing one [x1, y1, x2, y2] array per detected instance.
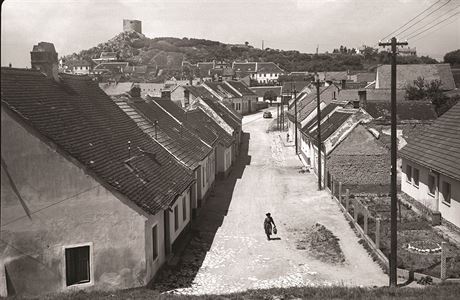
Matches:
[[263, 111, 272, 118]]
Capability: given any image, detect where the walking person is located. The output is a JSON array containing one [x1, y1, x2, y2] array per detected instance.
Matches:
[[264, 213, 276, 240]]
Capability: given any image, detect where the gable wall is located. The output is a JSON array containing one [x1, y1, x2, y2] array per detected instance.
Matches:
[[1, 108, 162, 296]]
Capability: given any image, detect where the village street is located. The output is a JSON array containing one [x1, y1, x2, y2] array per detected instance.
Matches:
[[155, 108, 388, 295]]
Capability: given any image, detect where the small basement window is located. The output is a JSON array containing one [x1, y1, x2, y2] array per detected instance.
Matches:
[[65, 245, 90, 286], [442, 181, 451, 205]]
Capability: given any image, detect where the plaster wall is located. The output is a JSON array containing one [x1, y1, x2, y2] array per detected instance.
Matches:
[[0, 109, 158, 296], [168, 188, 191, 243], [216, 144, 232, 175], [401, 159, 460, 227]]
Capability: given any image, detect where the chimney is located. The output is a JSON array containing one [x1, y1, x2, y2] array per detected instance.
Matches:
[[341, 79, 346, 90], [353, 100, 360, 109], [358, 90, 367, 109], [130, 85, 141, 98], [30, 42, 59, 81], [161, 90, 171, 100]]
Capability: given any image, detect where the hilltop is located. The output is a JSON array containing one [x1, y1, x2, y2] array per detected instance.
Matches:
[[63, 31, 438, 82]]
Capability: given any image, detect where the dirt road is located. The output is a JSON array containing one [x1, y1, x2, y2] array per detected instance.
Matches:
[[167, 109, 388, 295]]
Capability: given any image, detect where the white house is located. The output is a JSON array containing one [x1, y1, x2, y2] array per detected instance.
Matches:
[[400, 103, 460, 229]]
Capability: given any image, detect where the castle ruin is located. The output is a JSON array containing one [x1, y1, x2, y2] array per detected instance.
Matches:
[[123, 19, 142, 34]]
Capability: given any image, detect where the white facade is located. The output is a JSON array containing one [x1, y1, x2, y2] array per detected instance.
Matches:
[[401, 159, 460, 228], [251, 72, 281, 84]]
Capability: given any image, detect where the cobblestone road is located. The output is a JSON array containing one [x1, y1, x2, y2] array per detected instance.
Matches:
[[158, 109, 387, 295]]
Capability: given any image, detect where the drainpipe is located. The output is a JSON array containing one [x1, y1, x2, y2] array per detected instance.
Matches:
[[435, 171, 440, 212]]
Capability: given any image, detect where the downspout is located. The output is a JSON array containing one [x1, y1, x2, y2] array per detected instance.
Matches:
[[323, 144, 327, 190], [435, 171, 440, 212]]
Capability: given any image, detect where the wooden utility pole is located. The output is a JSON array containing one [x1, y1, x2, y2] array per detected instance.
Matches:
[[379, 37, 408, 288], [316, 77, 322, 190], [294, 87, 298, 154]]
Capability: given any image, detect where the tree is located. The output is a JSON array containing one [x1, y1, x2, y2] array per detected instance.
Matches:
[[406, 77, 456, 116], [444, 49, 460, 65], [263, 90, 278, 106]]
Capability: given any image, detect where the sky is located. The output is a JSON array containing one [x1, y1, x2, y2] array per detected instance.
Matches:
[[1, 0, 459, 67]]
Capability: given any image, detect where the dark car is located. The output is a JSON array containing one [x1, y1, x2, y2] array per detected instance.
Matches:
[[263, 111, 272, 118]]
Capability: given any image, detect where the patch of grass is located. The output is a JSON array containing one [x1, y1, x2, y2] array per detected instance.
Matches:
[[9, 283, 460, 300]]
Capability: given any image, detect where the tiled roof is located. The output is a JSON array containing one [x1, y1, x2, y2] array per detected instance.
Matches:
[[307, 111, 353, 141], [281, 81, 309, 94], [152, 99, 219, 147], [250, 86, 282, 97], [66, 60, 91, 67], [337, 88, 406, 102], [115, 98, 212, 170], [99, 82, 134, 96], [233, 62, 256, 73], [123, 65, 148, 74], [356, 72, 376, 83], [226, 81, 255, 96], [301, 103, 341, 132], [376, 64, 456, 90], [288, 85, 337, 123], [185, 108, 234, 147], [318, 71, 347, 82], [256, 62, 285, 74], [205, 82, 240, 98], [197, 62, 214, 78], [94, 62, 129, 71], [328, 125, 390, 186], [1, 68, 194, 215], [201, 98, 242, 131], [399, 103, 460, 181], [365, 100, 437, 121]]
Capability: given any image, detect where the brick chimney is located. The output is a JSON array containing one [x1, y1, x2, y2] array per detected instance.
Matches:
[[358, 90, 367, 109], [30, 42, 59, 81]]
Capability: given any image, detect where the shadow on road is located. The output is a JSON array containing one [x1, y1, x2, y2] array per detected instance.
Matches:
[[150, 132, 251, 292]]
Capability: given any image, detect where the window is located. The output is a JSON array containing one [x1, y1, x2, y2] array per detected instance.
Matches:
[[406, 165, 412, 183], [65, 246, 90, 286], [442, 181, 451, 204], [428, 174, 436, 196], [174, 206, 179, 231], [182, 197, 187, 221], [152, 225, 158, 261], [413, 168, 419, 188], [202, 167, 205, 188]]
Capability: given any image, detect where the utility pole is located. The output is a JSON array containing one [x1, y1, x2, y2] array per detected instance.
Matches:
[[294, 87, 298, 154], [379, 37, 408, 288], [315, 77, 322, 190]]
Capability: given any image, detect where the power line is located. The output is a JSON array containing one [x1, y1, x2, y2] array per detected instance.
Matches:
[[403, 4, 460, 39], [407, 11, 460, 40], [1, 184, 101, 228], [411, 16, 460, 43], [381, 0, 444, 40], [392, 0, 453, 39]]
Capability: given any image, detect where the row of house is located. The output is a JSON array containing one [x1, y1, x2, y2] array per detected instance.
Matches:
[[183, 60, 286, 84], [286, 63, 459, 229], [0, 42, 243, 297]]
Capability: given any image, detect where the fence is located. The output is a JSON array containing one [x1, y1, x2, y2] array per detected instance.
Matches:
[[327, 175, 459, 283]]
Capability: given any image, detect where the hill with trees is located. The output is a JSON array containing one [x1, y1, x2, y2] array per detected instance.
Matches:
[[63, 32, 439, 82]]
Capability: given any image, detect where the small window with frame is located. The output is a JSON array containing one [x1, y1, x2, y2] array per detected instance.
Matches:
[[182, 197, 187, 221], [428, 174, 436, 196], [65, 245, 90, 286], [152, 225, 158, 261], [442, 181, 451, 205], [406, 165, 412, 183], [413, 168, 419, 188], [174, 206, 179, 231]]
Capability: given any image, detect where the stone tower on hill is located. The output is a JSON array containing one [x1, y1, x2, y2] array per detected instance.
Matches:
[[123, 19, 142, 34]]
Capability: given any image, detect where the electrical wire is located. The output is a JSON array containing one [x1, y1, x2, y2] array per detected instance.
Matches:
[[1, 184, 101, 228], [411, 16, 460, 43], [407, 11, 460, 40], [380, 0, 444, 40], [392, 0, 453, 39], [403, 5, 460, 39]]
